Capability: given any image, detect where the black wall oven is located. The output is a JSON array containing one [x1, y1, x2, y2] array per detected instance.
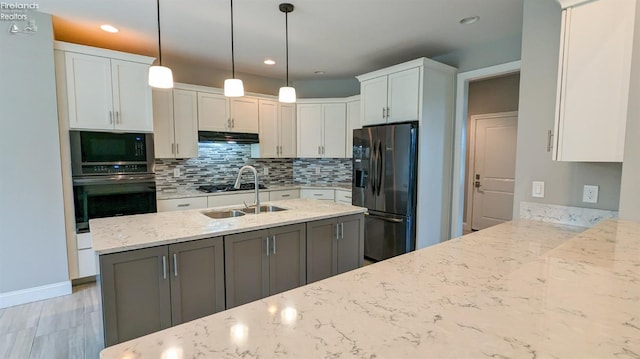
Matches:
[[70, 131, 157, 232]]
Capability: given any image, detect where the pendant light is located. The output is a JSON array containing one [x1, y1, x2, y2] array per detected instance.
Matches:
[[148, 0, 174, 88], [278, 3, 296, 103], [224, 0, 245, 97]]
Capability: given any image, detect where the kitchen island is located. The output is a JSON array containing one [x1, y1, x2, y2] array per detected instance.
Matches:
[[99, 218, 640, 358]]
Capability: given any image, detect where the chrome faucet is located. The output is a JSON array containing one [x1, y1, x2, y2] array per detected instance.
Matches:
[[234, 165, 260, 214]]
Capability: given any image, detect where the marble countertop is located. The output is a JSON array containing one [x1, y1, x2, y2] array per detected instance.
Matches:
[[91, 199, 365, 255], [157, 184, 352, 200], [99, 218, 640, 358]]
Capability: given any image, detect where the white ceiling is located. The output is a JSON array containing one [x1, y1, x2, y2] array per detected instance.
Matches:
[[38, 0, 523, 80]]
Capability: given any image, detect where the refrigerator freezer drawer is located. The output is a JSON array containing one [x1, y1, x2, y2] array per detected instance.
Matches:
[[364, 212, 413, 261]]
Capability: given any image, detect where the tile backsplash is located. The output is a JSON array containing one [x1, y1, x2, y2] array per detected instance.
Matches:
[[155, 143, 352, 191]]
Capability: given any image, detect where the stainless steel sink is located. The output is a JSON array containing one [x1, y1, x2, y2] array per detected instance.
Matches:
[[202, 209, 246, 219], [240, 205, 287, 214]]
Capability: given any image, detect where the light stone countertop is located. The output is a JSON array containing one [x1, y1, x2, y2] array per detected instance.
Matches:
[[99, 218, 640, 358], [156, 184, 352, 200], [91, 199, 364, 255]]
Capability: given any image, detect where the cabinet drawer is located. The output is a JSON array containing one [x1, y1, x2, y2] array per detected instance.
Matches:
[[208, 192, 270, 208], [78, 248, 97, 277], [301, 189, 335, 201], [76, 232, 93, 250], [270, 189, 300, 201], [157, 197, 207, 212], [335, 190, 352, 204]]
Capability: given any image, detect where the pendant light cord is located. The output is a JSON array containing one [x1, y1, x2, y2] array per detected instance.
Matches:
[[231, 0, 236, 78], [285, 9, 289, 86], [156, 0, 163, 65]]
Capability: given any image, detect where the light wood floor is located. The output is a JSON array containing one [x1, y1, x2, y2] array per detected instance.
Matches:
[[0, 283, 103, 359]]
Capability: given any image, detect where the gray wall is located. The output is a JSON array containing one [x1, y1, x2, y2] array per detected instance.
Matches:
[[464, 74, 520, 223], [0, 12, 69, 293], [619, 1, 640, 221], [434, 33, 522, 73], [513, 0, 622, 217]]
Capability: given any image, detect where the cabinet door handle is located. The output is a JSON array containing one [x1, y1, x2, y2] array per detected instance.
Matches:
[[340, 222, 344, 239], [547, 129, 554, 153], [171, 143, 175, 154], [173, 253, 178, 277], [108, 111, 113, 124], [176, 143, 179, 155], [335, 223, 340, 240], [162, 255, 167, 280], [176, 203, 190, 207], [227, 118, 231, 128], [386, 107, 390, 119], [322, 146, 325, 155], [382, 107, 386, 119], [272, 235, 276, 254], [115, 111, 120, 124], [266, 236, 270, 257], [281, 194, 290, 198]]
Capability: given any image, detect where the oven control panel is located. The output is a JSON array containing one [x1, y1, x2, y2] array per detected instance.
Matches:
[[82, 164, 149, 174]]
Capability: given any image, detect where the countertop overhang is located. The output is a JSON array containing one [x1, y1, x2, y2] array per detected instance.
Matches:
[[90, 199, 366, 255], [99, 218, 640, 358]]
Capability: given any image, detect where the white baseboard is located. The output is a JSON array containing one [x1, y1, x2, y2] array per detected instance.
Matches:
[[0, 281, 72, 309]]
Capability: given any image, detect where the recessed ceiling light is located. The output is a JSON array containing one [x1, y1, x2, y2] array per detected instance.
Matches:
[[264, 59, 276, 65], [100, 24, 119, 33], [314, 71, 325, 75], [459, 16, 480, 25]]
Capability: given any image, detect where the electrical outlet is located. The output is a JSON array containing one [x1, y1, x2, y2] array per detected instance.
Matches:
[[263, 167, 269, 176], [583, 185, 599, 203], [532, 181, 545, 198], [173, 168, 180, 177], [315, 166, 321, 175]]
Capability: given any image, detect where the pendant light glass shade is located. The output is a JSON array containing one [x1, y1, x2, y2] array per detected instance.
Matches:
[[278, 86, 296, 103], [279, 3, 295, 103], [225, 0, 244, 97], [149, 65, 174, 88], [149, 0, 173, 88], [224, 78, 245, 97]]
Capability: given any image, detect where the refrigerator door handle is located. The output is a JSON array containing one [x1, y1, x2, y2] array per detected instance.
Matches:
[[376, 140, 383, 196], [365, 212, 404, 223], [370, 144, 377, 195]]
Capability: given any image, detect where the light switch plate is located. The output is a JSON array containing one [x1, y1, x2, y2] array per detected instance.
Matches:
[[173, 168, 180, 177], [315, 167, 321, 175], [583, 185, 599, 203], [532, 181, 545, 198], [263, 167, 269, 176]]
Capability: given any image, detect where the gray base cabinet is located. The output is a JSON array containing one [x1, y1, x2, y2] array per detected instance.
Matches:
[[225, 223, 306, 308], [99, 236, 224, 346], [307, 214, 364, 283]]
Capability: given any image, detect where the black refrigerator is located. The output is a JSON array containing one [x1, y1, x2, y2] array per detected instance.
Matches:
[[352, 122, 418, 261]]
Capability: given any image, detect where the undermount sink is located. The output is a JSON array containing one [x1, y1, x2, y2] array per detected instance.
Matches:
[[202, 209, 246, 219], [240, 205, 287, 214]]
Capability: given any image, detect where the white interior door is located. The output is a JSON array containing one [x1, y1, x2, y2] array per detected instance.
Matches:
[[471, 112, 517, 231]]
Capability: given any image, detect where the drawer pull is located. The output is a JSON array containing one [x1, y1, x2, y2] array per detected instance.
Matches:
[[313, 194, 323, 196], [177, 203, 191, 207], [281, 194, 291, 197]]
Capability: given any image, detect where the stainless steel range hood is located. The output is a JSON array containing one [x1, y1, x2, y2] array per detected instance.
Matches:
[[198, 131, 259, 144]]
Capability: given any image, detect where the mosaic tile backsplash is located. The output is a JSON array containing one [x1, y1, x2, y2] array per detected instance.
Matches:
[[155, 143, 352, 191]]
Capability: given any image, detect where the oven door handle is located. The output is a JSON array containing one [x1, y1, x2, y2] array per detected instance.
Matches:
[[73, 175, 156, 186]]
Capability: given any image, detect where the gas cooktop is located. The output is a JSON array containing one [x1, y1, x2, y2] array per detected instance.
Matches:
[[197, 183, 267, 193]]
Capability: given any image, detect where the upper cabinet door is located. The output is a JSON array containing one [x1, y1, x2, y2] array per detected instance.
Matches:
[[152, 88, 175, 159], [322, 103, 347, 158], [387, 67, 420, 124], [346, 99, 361, 157], [173, 89, 199, 158], [297, 104, 323, 157], [229, 97, 259, 133], [258, 99, 279, 158], [360, 76, 387, 126], [198, 92, 228, 132], [65, 52, 114, 130], [279, 103, 297, 158], [111, 60, 154, 132], [553, 0, 635, 162]]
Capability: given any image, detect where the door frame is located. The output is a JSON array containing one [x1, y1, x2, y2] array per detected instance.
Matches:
[[466, 111, 519, 231], [450, 60, 521, 238]]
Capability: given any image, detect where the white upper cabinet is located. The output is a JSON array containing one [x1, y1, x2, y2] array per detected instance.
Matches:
[[346, 97, 361, 157], [359, 67, 420, 126], [297, 102, 346, 158], [58, 43, 154, 132], [153, 88, 199, 159], [229, 97, 259, 133], [197, 92, 258, 133], [553, 0, 636, 162], [256, 99, 279, 158], [198, 92, 228, 132], [279, 103, 297, 157]]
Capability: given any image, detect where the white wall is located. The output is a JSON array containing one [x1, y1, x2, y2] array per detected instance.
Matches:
[[512, 0, 622, 218], [619, 0, 640, 221], [0, 12, 70, 304], [434, 34, 522, 73]]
